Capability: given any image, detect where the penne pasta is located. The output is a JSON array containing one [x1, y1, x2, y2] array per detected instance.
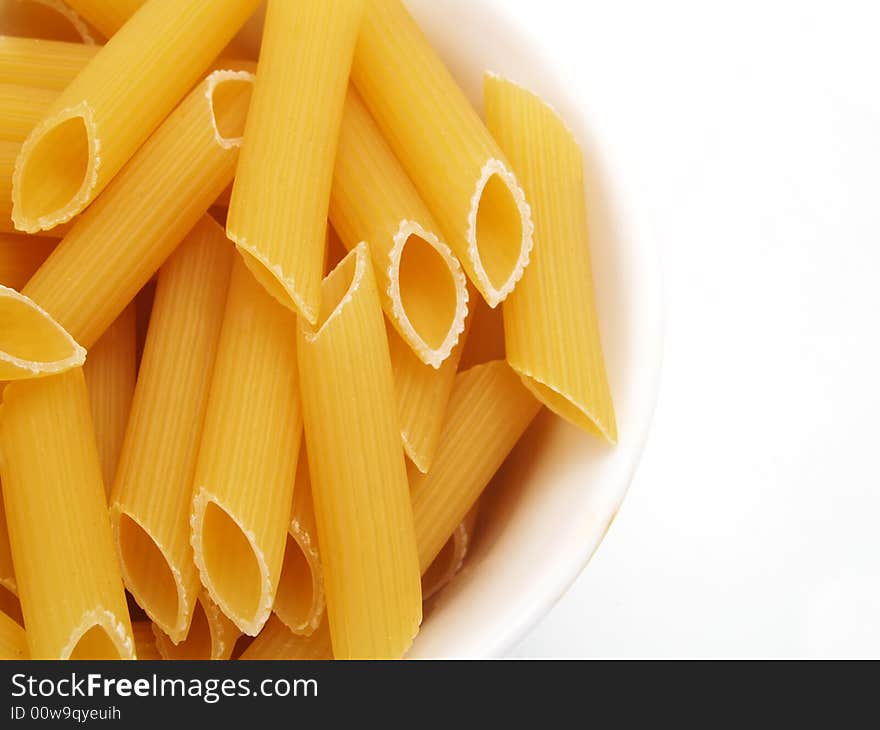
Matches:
[[389, 311, 469, 474], [274, 448, 324, 637], [62, 0, 145, 38], [239, 615, 332, 661], [131, 621, 161, 660], [330, 87, 468, 368], [0, 84, 55, 143], [22, 69, 253, 349], [12, 0, 260, 233], [485, 76, 617, 441], [0, 233, 55, 289], [0, 283, 84, 381], [227, 0, 363, 323], [298, 243, 422, 659], [422, 502, 480, 602], [152, 592, 239, 660], [84, 303, 136, 493], [191, 258, 302, 636], [0, 586, 22, 628], [0, 369, 135, 658], [410, 361, 541, 572], [110, 217, 233, 643], [0, 609, 27, 659], [1, 0, 96, 44], [458, 295, 506, 371], [0, 489, 17, 598], [352, 0, 533, 309], [0, 36, 98, 91]]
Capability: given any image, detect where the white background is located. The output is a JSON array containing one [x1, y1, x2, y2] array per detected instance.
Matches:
[[503, 0, 880, 657]]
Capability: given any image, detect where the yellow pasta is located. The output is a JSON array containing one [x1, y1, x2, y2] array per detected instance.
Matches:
[[84, 303, 136, 493], [352, 0, 533, 309], [0, 0, 96, 44], [0, 233, 55, 289], [62, 0, 144, 38], [330, 86, 468, 367], [411, 361, 541, 571], [0, 488, 16, 598], [274, 447, 324, 637], [298, 243, 421, 659], [388, 311, 469, 474], [421, 501, 480, 602], [22, 69, 253, 349], [152, 592, 239, 660], [485, 75, 617, 441], [0, 589, 22, 628], [0, 284, 85, 381], [227, 0, 363, 323], [131, 621, 161, 660], [191, 258, 302, 636], [12, 0, 260, 233], [0, 369, 134, 658], [240, 616, 332, 661], [110, 216, 233, 642], [0, 84, 55, 142], [458, 295, 506, 371], [0, 609, 27, 659], [0, 36, 99, 90]]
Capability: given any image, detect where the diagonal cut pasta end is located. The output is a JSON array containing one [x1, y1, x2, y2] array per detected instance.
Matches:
[[4, 0, 97, 45], [387, 220, 469, 369], [112, 509, 192, 644], [466, 158, 534, 308], [62, 609, 135, 660], [190, 489, 273, 637], [0, 284, 85, 380], [233, 244, 319, 325], [11, 101, 98, 233], [152, 592, 239, 660], [205, 69, 255, 149], [274, 523, 325, 637]]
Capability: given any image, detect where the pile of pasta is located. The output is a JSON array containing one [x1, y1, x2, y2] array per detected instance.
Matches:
[[0, 0, 616, 660]]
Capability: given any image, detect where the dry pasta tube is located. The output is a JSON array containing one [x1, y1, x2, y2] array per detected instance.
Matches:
[[330, 86, 468, 368], [110, 217, 233, 642], [352, 0, 534, 309], [152, 592, 239, 660], [0, 84, 55, 143], [84, 303, 136, 493], [298, 243, 422, 659], [274, 448, 324, 637], [228, 0, 363, 323], [0, 609, 27, 659], [0, 284, 85, 381], [62, 0, 145, 38], [0, 0, 96, 44], [191, 258, 302, 636], [239, 616, 332, 661], [22, 69, 253, 349], [0, 36, 98, 90], [485, 75, 617, 440], [410, 361, 542, 571], [0, 369, 135, 658], [422, 501, 480, 602], [12, 0, 260, 232]]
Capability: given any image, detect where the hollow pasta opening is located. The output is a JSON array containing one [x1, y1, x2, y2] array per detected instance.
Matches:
[[519, 374, 616, 443], [208, 74, 254, 145], [3, 0, 95, 44], [0, 287, 82, 372], [117, 514, 180, 635], [157, 600, 212, 659], [474, 173, 526, 294], [397, 233, 459, 352], [16, 115, 90, 227], [199, 502, 262, 626], [274, 534, 317, 633], [310, 245, 362, 334], [69, 625, 124, 660]]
